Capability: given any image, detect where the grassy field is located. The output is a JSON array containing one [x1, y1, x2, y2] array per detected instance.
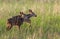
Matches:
[[0, 0, 60, 39]]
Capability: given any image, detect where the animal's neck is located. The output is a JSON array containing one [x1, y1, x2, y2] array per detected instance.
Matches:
[[28, 14, 33, 19]]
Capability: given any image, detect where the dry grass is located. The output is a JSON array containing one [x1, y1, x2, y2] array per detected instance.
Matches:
[[0, 0, 60, 39]]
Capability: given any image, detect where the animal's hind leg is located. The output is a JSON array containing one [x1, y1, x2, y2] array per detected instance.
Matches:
[[6, 23, 12, 31]]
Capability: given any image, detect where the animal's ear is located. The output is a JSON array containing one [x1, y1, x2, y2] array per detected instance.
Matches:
[[20, 12, 22, 14], [20, 12, 24, 15]]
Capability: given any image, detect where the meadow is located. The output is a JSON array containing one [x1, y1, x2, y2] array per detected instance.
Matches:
[[0, 0, 60, 39]]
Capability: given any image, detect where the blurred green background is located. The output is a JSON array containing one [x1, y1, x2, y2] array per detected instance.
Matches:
[[0, 0, 60, 39]]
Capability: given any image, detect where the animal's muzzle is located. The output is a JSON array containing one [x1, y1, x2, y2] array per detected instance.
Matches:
[[35, 15, 37, 17]]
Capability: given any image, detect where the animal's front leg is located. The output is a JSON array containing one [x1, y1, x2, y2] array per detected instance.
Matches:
[[26, 20, 32, 28], [18, 24, 22, 30], [18, 26, 20, 30]]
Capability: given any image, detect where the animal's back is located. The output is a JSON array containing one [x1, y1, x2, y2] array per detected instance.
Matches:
[[7, 15, 24, 25]]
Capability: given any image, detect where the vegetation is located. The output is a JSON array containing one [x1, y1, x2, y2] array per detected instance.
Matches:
[[0, 0, 60, 39]]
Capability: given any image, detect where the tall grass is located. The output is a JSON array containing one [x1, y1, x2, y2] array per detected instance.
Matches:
[[0, 0, 60, 39]]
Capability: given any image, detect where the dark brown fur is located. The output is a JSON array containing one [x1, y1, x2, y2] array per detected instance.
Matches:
[[6, 15, 24, 30], [6, 9, 37, 31]]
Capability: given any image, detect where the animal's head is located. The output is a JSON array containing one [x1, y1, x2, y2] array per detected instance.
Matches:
[[29, 9, 37, 17]]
